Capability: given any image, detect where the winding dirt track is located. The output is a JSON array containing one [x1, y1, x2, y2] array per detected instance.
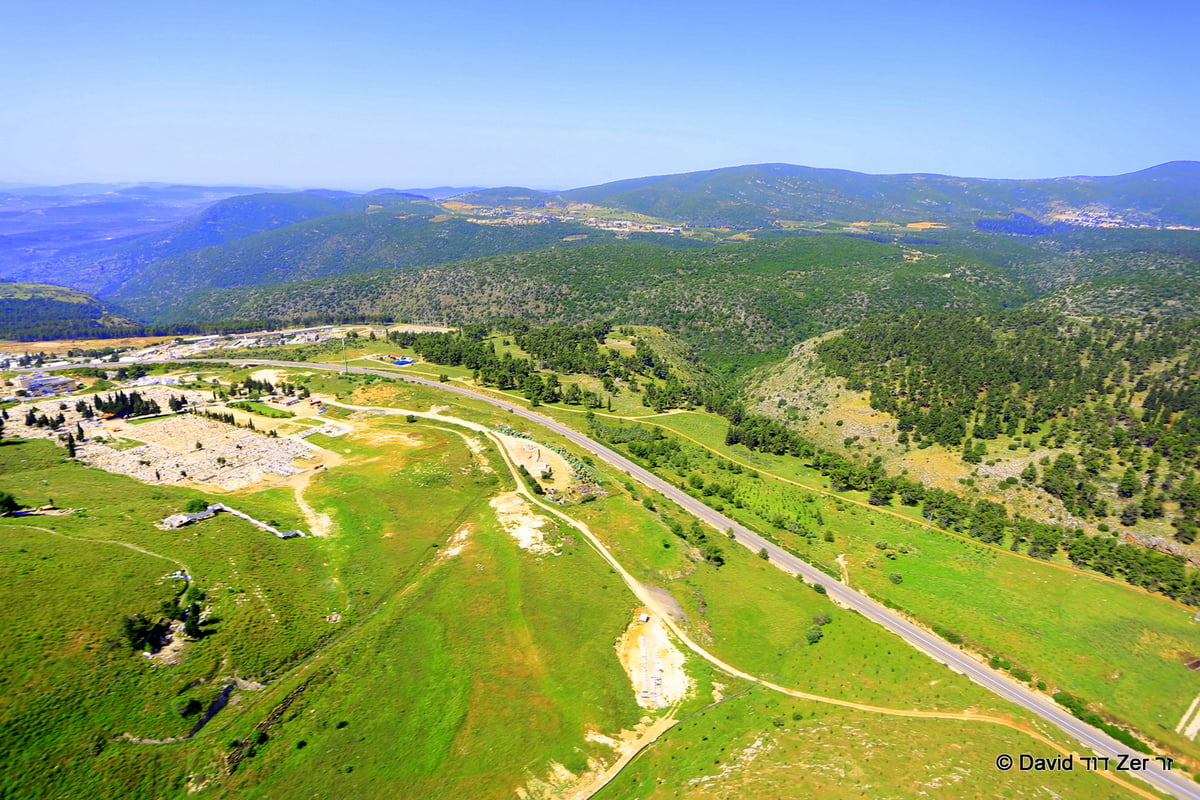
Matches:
[[50, 356, 1192, 799], [3, 522, 192, 576], [323, 395, 1162, 800]]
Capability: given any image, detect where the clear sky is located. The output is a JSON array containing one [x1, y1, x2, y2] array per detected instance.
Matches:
[[3, 0, 1197, 190]]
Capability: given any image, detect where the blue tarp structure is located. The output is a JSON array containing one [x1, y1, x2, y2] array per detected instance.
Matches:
[[392, 358, 415, 366]]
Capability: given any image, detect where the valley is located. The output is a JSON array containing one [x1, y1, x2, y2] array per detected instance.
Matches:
[[3, 162, 1200, 799]]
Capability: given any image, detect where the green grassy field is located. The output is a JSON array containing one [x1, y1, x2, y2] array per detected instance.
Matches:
[[598, 689, 1143, 800], [208, 496, 652, 799], [5, 361, 1194, 797], [0, 438, 339, 797], [228, 400, 294, 419], [579, 411, 1200, 762], [576, 485, 1018, 717]]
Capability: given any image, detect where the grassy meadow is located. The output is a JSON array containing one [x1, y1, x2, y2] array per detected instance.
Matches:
[[598, 689, 1145, 800], [578, 410, 1200, 763]]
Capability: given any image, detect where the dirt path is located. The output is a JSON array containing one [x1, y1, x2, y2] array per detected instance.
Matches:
[[284, 464, 337, 537], [466, 427, 1161, 800], [299, 398, 1160, 800], [1, 522, 192, 575]]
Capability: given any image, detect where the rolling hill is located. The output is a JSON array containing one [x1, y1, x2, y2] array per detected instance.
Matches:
[[155, 235, 1028, 365], [0, 281, 137, 341], [561, 161, 1200, 229]]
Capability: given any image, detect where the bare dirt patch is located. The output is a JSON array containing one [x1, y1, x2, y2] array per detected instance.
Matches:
[[490, 492, 557, 555], [436, 524, 473, 562], [615, 609, 693, 709], [0, 334, 176, 353], [495, 434, 572, 492], [349, 384, 412, 406], [522, 716, 677, 800], [248, 369, 285, 385]]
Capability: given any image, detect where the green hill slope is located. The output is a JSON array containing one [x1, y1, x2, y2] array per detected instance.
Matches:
[[160, 235, 1026, 365], [747, 310, 1200, 547], [0, 281, 137, 340], [105, 211, 638, 320]]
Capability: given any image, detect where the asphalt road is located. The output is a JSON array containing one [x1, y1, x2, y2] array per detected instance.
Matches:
[[90, 358, 1200, 798]]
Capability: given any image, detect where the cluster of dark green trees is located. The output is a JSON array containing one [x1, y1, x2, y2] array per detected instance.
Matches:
[[90, 390, 163, 419], [816, 311, 1199, 458], [120, 586, 207, 651], [710, 404, 1200, 603], [0, 294, 280, 341], [814, 311, 1200, 536], [388, 323, 698, 410], [721, 414, 1200, 603]]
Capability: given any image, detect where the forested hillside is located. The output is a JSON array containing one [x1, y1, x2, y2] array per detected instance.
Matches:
[[750, 311, 1200, 548], [154, 235, 1025, 365], [0, 282, 138, 341], [105, 213, 650, 319]]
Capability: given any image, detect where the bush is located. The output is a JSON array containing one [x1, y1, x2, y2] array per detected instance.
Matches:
[[888, 572, 903, 584], [183, 498, 209, 514], [805, 626, 824, 645]]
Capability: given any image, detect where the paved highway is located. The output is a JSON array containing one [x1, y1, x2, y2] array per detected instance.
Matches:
[[87, 358, 1200, 798]]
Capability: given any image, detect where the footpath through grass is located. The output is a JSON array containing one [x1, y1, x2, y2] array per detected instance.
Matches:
[[211, 497, 649, 799], [598, 688, 1142, 800]]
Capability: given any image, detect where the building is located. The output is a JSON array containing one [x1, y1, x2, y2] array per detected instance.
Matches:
[[16, 374, 78, 395]]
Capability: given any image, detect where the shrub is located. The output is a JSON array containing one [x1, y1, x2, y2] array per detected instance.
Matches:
[[183, 498, 208, 514]]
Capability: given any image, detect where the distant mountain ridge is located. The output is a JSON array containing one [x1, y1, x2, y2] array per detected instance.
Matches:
[[559, 161, 1200, 229], [1, 161, 1197, 348]]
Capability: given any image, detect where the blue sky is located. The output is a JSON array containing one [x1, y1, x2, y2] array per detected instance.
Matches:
[[3, 0, 1197, 189]]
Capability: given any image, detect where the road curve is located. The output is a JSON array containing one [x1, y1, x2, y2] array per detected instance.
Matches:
[[148, 358, 1199, 798]]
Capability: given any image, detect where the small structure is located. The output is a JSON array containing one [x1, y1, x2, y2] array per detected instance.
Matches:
[[158, 503, 306, 539]]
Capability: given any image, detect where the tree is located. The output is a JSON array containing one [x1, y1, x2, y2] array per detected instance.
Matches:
[[0, 491, 19, 516], [183, 602, 203, 639], [805, 626, 824, 645], [121, 613, 154, 650], [1117, 466, 1141, 498]]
